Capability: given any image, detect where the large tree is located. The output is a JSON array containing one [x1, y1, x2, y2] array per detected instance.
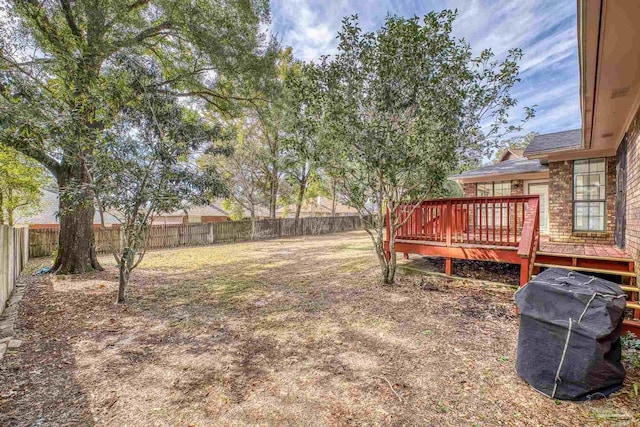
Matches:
[[317, 12, 534, 284], [209, 115, 268, 236], [282, 61, 323, 226], [0, 0, 271, 273]]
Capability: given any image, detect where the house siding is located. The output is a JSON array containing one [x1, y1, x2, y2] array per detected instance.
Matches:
[[548, 157, 616, 244], [625, 106, 640, 272]]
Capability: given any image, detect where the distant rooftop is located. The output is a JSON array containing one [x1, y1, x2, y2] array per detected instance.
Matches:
[[523, 129, 582, 156]]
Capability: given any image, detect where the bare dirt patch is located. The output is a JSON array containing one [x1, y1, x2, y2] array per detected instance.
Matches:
[[0, 231, 638, 426]]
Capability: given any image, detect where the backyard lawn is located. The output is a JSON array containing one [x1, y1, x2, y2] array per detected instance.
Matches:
[[0, 231, 638, 426]]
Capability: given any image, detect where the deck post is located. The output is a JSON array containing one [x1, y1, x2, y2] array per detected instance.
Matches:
[[519, 258, 530, 286], [403, 252, 409, 260], [445, 201, 452, 246], [445, 257, 452, 276]]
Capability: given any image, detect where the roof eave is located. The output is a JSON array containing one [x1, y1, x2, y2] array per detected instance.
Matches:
[[450, 170, 549, 183], [523, 145, 585, 159]]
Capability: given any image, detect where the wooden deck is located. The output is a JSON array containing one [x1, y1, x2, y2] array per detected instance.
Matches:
[[384, 196, 640, 335], [539, 236, 631, 259]]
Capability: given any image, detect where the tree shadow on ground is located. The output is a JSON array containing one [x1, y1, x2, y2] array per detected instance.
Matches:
[[4, 232, 639, 426]]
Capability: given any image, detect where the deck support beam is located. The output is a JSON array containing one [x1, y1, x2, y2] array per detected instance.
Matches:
[[445, 258, 452, 276]]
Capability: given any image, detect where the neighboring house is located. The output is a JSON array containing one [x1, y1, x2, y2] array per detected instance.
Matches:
[[27, 190, 120, 228], [154, 199, 232, 225], [497, 148, 525, 162]]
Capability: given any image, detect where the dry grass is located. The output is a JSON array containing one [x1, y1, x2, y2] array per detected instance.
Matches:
[[0, 231, 638, 426]]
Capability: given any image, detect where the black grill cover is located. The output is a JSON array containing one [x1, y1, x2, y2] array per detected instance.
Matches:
[[514, 268, 626, 401]]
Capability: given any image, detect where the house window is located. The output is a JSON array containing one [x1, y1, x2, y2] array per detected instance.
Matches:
[[573, 158, 606, 231], [476, 181, 511, 197], [476, 182, 511, 227]]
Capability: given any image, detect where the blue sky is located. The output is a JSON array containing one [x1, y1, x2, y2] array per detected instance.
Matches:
[[271, 0, 581, 135]]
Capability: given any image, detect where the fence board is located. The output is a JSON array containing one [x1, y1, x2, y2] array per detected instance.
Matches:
[[28, 216, 368, 258], [1, 225, 29, 314]]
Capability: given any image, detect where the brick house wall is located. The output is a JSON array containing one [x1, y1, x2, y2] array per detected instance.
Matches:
[[625, 107, 640, 272], [462, 183, 476, 197], [548, 157, 616, 244]]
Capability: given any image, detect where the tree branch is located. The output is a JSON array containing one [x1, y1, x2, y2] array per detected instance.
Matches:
[[59, 0, 84, 41], [111, 21, 172, 50]]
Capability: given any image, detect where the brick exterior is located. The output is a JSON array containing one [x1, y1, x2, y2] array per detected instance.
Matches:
[[462, 183, 476, 198], [625, 107, 640, 272], [510, 180, 524, 196], [548, 157, 616, 244]]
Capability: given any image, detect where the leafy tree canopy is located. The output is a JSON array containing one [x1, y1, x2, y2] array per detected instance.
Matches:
[[92, 68, 229, 302], [0, 0, 274, 272], [316, 11, 533, 283]]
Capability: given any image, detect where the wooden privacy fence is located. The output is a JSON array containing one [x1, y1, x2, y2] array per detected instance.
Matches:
[[29, 215, 367, 258], [0, 225, 29, 314]]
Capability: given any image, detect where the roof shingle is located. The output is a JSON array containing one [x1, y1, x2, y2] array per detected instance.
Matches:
[[523, 129, 582, 156]]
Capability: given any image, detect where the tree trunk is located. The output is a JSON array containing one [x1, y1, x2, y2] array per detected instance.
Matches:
[[117, 257, 130, 304], [250, 211, 256, 239], [368, 217, 396, 285], [269, 174, 278, 219], [385, 234, 397, 284], [6, 189, 13, 226], [51, 168, 103, 274], [294, 177, 306, 234], [0, 191, 4, 225], [331, 183, 337, 217]]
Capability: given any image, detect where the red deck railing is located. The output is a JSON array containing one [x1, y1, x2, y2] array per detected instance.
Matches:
[[393, 195, 539, 247], [387, 195, 540, 285]]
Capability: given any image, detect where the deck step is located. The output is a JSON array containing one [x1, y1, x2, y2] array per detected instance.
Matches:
[[533, 263, 637, 277], [628, 302, 640, 310], [623, 319, 640, 336], [621, 285, 640, 293], [535, 251, 634, 263]]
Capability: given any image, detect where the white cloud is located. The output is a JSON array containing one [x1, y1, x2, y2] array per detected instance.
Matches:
[[271, 0, 581, 134]]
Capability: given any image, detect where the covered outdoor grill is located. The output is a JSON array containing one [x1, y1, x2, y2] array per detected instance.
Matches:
[[515, 268, 627, 400]]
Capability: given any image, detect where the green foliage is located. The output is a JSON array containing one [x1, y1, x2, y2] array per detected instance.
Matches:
[[280, 61, 325, 218], [622, 332, 640, 368], [92, 71, 228, 301], [207, 115, 269, 224], [0, 0, 273, 268], [315, 12, 533, 283], [0, 146, 48, 225]]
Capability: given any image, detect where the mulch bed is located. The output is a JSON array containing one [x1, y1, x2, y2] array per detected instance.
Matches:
[[400, 256, 521, 286]]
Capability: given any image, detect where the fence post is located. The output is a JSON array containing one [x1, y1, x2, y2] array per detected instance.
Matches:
[[23, 226, 29, 268], [208, 223, 214, 244], [1, 226, 6, 313]]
